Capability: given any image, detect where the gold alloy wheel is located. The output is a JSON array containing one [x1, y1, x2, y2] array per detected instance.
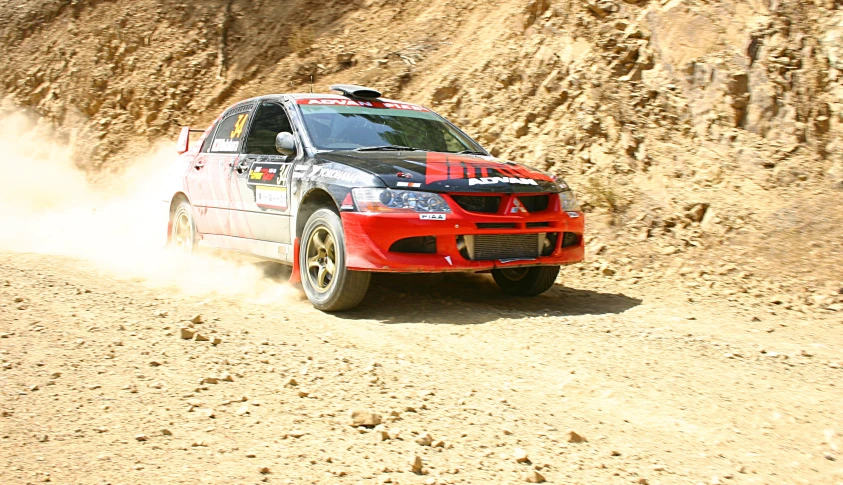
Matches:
[[172, 210, 193, 250], [305, 226, 336, 293]]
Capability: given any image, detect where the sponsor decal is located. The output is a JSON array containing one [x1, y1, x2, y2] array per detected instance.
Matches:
[[255, 186, 288, 210], [292, 165, 308, 180], [228, 104, 255, 116], [469, 177, 539, 186], [211, 139, 239, 152], [423, 153, 552, 185], [566, 211, 581, 218], [297, 98, 430, 112], [250, 166, 277, 181], [247, 162, 290, 187], [445, 256, 453, 266], [396, 182, 421, 188], [310, 166, 360, 184], [420, 213, 446, 220]]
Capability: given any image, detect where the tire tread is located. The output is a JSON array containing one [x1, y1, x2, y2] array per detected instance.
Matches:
[[492, 266, 559, 297]]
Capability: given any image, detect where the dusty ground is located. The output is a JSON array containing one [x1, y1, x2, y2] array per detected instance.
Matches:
[[2, 251, 841, 485]]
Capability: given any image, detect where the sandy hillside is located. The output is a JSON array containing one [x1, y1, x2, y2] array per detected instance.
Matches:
[[2, 0, 843, 306], [0, 1, 842, 484]]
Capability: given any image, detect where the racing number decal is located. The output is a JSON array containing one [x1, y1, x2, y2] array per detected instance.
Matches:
[[230, 114, 248, 139]]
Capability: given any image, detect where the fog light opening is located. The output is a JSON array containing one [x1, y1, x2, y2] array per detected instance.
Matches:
[[456, 235, 470, 260], [561, 232, 581, 248]]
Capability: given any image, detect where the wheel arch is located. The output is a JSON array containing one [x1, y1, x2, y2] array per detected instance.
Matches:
[[295, 188, 340, 239]]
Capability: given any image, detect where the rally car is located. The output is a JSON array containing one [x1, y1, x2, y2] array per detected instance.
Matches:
[[165, 84, 584, 311]]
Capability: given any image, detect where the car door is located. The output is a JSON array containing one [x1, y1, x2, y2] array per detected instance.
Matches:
[[228, 101, 297, 246], [186, 104, 254, 237]]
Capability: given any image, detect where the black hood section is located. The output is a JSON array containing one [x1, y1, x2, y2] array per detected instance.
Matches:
[[313, 151, 560, 194]]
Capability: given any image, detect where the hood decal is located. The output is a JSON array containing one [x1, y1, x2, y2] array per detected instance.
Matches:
[[423, 152, 552, 186], [313, 151, 559, 194]]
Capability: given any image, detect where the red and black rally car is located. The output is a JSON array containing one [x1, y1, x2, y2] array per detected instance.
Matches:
[[164, 84, 584, 311]]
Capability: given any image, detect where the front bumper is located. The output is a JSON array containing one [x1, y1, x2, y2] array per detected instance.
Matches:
[[341, 196, 584, 272]]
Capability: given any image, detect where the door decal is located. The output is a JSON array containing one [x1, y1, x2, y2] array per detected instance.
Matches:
[[247, 161, 290, 187], [247, 160, 291, 210], [255, 186, 288, 210]]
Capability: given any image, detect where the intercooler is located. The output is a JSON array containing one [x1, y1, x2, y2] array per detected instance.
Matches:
[[459, 233, 543, 261]]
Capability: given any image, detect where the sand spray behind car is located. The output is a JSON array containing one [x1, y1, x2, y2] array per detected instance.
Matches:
[[0, 109, 295, 303]]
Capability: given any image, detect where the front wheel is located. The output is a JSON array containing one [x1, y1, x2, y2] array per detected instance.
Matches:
[[299, 208, 371, 312], [492, 266, 560, 296]]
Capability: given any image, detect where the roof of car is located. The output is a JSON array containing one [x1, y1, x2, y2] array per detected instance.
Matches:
[[228, 93, 422, 108]]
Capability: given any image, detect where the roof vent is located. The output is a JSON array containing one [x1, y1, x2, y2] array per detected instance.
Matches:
[[330, 84, 382, 99]]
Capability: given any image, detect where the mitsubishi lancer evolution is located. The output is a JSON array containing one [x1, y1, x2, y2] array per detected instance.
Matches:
[[164, 84, 584, 311]]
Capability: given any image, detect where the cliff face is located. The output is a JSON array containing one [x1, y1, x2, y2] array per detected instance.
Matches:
[[1, 0, 842, 309]]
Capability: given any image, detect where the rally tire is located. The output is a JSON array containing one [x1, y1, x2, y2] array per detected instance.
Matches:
[[492, 266, 560, 297], [170, 200, 196, 254], [299, 208, 371, 312]]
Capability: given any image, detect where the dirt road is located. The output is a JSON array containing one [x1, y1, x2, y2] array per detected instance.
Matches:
[[1, 251, 841, 485]]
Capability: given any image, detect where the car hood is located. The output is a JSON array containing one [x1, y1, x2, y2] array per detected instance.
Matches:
[[314, 151, 560, 193]]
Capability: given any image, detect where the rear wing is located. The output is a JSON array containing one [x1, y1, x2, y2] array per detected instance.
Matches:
[[176, 126, 207, 154]]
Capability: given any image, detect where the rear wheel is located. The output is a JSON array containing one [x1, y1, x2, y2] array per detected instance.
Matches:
[[170, 200, 196, 254], [492, 266, 560, 296], [300, 208, 370, 311]]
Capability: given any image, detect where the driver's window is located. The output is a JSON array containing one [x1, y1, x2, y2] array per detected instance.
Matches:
[[245, 103, 294, 155]]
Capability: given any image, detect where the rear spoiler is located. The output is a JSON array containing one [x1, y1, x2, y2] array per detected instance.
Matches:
[[176, 126, 207, 154]]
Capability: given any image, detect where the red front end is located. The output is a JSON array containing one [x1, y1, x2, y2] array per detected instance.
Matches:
[[342, 192, 584, 273]]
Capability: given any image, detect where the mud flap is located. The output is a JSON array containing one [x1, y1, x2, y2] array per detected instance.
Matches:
[[289, 237, 302, 284]]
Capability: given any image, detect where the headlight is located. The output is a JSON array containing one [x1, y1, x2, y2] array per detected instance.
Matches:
[[352, 188, 452, 213], [558, 190, 581, 212]]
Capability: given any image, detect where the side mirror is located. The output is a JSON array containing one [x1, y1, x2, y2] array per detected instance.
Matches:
[[275, 132, 297, 156]]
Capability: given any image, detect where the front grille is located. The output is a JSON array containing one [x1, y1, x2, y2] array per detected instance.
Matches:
[[476, 223, 517, 229], [526, 221, 550, 228], [452, 195, 501, 213], [457, 233, 542, 261], [389, 236, 437, 254], [517, 195, 549, 212]]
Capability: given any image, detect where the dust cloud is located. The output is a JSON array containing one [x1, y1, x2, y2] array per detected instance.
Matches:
[[0, 109, 295, 302]]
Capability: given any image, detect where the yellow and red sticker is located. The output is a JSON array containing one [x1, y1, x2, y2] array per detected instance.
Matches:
[[247, 162, 290, 187]]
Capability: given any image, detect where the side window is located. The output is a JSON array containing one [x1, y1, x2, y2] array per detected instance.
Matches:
[[209, 112, 250, 153], [199, 125, 216, 153], [245, 103, 295, 156]]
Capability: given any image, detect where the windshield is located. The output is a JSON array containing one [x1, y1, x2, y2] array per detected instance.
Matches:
[[298, 103, 484, 153]]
